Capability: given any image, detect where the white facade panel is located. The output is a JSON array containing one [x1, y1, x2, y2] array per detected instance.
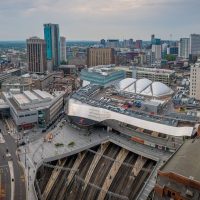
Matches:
[[68, 98, 193, 137]]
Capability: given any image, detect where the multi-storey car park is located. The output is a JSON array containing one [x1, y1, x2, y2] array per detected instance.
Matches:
[[67, 81, 198, 153]]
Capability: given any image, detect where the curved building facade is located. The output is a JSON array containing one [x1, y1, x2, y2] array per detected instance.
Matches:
[[68, 98, 193, 137]]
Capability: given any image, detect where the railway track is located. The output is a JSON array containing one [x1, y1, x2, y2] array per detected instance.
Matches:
[[128, 161, 155, 200], [104, 152, 137, 200], [35, 143, 157, 200], [64, 151, 95, 200], [83, 143, 120, 200], [48, 156, 77, 200]]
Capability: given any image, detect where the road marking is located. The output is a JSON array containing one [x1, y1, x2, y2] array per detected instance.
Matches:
[[20, 175, 25, 182], [8, 161, 14, 200], [0, 172, 1, 198]]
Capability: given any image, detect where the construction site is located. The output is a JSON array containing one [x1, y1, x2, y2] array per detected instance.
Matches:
[[34, 141, 157, 200]]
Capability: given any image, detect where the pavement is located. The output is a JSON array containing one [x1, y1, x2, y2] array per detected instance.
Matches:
[[0, 143, 11, 200], [0, 120, 26, 200]]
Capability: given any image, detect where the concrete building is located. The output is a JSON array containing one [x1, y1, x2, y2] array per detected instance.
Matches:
[[26, 37, 47, 74], [3, 89, 64, 130], [87, 48, 115, 67], [59, 65, 77, 76], [167, 47, 178, 55], [31, 72, 63, 90], [113, 66, 175, 85], [80, 65, 125, 87], [2, 76, 33, 92], [152, 38, 162, 61], [100, 39, 106, 47], [68, 84, 194, 152], [44, 23, 60, 70], [178, 38, 190, 59], [60, 36, 66, 63], [0, 68, 21, 87], [106, 39, 119, 48], [136, 67, 175, 86], [154, 139, 200, 200], [135, 40, 143, 49], [190, 34, 200, 56], [145, 50, 155, 65], [134, 53, 146, 65], [114, 66, 133, 78], [0, 99, 10, 118], [151, 34, 155, 43], [190, 58, 200, 100]]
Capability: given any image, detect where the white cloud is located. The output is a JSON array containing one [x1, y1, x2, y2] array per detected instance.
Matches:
[[0, 0, 199, 40]]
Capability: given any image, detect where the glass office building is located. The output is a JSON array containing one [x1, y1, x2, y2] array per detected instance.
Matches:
[[44, 23, 60, 70], [80, 66, 125, 86]]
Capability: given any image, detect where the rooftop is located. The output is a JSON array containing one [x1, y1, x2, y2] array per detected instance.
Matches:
[[117, 78, 174, 98], [192, 58, 200, 68], [59, 65, 76, 69], [82, 65, 123, 76], [136, 67, 175, 75], [2, 76, 32, 85], [160, 139, 200, 182], [3, 89, 63, 111]]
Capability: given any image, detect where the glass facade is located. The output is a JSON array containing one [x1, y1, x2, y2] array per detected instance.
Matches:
[[44, 26, 53, 60], [152, 38, 161, 45], [80, 69, 125, 86], [38, 110, 46, 128], [44, 23, 60, 69]]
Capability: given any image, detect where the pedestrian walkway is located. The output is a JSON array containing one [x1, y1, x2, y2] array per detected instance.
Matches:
[[8, 161, 14, 200], [0, 133, 5, 143]]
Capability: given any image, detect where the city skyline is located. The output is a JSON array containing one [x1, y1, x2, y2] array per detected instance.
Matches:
[[0, 0, 200, 41]]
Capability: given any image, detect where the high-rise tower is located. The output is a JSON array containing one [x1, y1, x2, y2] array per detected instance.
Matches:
[[178, 38, 189, 59], [27, 37, 47, 74], [44, 23, 60, 70], [60, 36, 66, 63], [189, 34, 200, 56]]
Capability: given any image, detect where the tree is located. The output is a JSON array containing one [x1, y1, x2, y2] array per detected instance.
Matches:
[[165, 54, 176, 61]]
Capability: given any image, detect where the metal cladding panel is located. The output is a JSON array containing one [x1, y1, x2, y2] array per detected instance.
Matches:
[[68, 98, 193, 137], [23, 91, 39, 102]]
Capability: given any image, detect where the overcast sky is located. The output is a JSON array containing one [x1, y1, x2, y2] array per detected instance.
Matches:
[[0, 0, 200, 41]]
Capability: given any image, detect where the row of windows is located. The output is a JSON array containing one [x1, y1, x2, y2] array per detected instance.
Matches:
[[19, 113, 37, 118]]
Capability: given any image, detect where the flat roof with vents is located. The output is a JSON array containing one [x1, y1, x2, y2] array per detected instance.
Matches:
[[23, 91, 40, 102], [33, 90, 53, 100], [13, 94, 30, 105]]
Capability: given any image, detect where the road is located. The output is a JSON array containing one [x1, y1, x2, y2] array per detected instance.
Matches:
[[0, 143, 10, 200], [0, 120, 26, 200]]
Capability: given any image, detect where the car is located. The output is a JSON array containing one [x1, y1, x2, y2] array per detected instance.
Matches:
[[19, 141, 26, 146]]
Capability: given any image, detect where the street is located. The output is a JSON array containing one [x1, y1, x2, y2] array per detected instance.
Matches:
[[0, 142, 10, 200], [0, 120, 26, 200]]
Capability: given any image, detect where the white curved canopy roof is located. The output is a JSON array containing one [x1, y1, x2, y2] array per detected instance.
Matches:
[[118, 78, 136, 90], [118, 78, 173, 97], [135, 78, 152, 93]]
